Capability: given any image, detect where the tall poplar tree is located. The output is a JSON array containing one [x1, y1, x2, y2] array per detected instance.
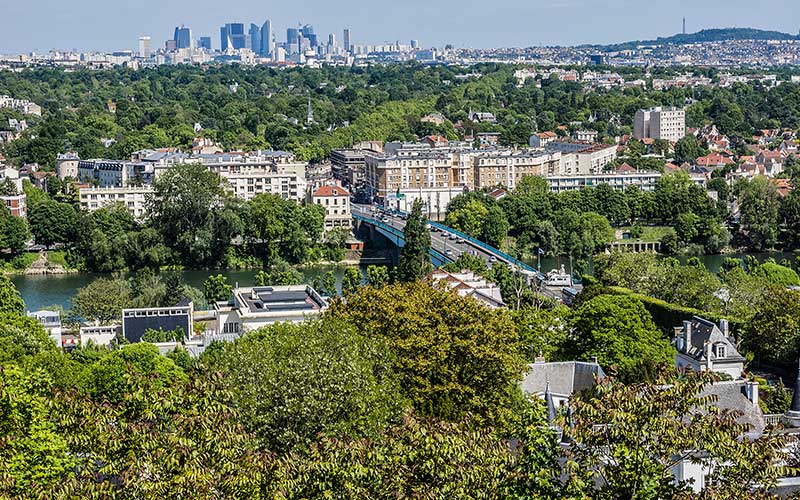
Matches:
[[396, 199, 432, 282]]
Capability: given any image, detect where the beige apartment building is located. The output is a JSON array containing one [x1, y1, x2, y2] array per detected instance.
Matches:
[[633, 107, 686, 143], [472, 150, 561, 190]]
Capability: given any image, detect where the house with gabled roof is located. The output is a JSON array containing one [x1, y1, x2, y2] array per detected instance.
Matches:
[[674, 317, 745, 380]]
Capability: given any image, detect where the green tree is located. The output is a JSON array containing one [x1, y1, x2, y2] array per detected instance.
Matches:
[[329, 282, 523, 423], [738, 176, 780, 251], [743, 288, 800, 366], [0, 275, 24, 316], [0, 206, 29, 254], [751, 262, 800, 286], [215, 319, 403, 452], [397, 199, 432, 282], [366, 265, 390, 288], [568, 294, 674, 382], [27, 199, 77, 249], [72, 278, 133, 324], [564, 371, 788, 498], [341, 267, 362, 294], [673, 134, 703, 164], [203, 274, 233, 303]]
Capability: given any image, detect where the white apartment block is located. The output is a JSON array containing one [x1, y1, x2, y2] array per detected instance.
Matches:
[[79, 186, 152, 219], [546, 172, 662, 193], [0, 95, 42, 116], [221, 163, 307, 202], [545, 141, 618, 175], [634, 107, 686, 143]]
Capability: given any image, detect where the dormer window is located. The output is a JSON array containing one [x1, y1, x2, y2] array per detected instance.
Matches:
[[715, 345, 726, 359]]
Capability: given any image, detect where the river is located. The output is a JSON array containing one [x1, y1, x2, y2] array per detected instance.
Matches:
[[10, 252, 797, 313], [11, 265, 359, 312]]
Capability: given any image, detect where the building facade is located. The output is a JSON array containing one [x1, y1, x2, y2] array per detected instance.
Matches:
[[78, 186, 152, 219], [311, 184, 352, 231], [634, 107, 686, 142]]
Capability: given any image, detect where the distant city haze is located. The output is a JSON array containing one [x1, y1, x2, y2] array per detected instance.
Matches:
[[0, 0, 798, 53]]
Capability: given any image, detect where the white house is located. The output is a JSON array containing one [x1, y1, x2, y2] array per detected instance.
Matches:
[[213, 285, 327, 335], [674, 317, 745, 380]]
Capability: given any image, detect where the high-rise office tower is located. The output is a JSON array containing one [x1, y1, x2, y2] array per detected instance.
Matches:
[[410, 39, 419, 49], [300, 24, 317, 47], [198, 37, 212, 50], [328, 33, 336, 50], [249, 23, 260, 51], [343, 29, 351, 53], [286, 27, 299, 54], [138, 36, 152, 57], [260, 19, 272, 57], [221, 23, 246, 52], [173, 25, 193, 49]]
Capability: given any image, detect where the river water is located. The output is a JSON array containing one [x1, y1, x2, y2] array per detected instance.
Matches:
[[10, 252, 796, 313]]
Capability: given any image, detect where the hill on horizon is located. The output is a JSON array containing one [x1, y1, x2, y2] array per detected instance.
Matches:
[[599, 27, 800, 51]]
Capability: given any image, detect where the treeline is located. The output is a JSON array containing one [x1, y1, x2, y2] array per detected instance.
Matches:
[[8, 163, 346, 273], [0, 273, 788, 498], [3, 64, 800, 167], [445, 171, 726, 260]]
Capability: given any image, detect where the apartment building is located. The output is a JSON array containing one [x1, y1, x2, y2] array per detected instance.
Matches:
[[545, 141, 617, 175], [634, 107, 686, 142], [546, 172, 662, 193], [78, 186, 152, 219], [311, 184, 351, 231], [56, 152, 80, 180], [472, 150, 561, 190], [365, 142, 474, 219], [0, 194, 26, 217]]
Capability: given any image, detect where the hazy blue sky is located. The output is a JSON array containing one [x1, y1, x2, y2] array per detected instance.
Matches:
[[1, 0, 798, 53]]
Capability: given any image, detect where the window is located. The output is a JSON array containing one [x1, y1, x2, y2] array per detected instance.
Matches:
[[715, 345, 726, 359]]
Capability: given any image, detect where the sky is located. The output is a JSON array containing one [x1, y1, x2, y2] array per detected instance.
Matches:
[[0, 0, 798, 54]]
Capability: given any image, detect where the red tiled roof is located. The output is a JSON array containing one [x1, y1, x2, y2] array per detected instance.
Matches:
[[313, 185, 350, 197]]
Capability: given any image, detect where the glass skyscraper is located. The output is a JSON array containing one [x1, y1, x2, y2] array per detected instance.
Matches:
[[173, 26, 192, 49], [221, 23, 246, 52]]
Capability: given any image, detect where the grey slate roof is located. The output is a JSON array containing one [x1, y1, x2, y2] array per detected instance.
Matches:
[[520, 361, 606, 399], [699, 381, 764, 440], [683, 316, 746, 364]]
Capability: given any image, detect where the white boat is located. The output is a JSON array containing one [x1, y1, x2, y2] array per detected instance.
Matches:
[[544, 265, 572, 287]]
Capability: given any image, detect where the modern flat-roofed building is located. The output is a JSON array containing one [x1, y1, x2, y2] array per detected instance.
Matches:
[[214, 285, 327, 335], [122, 305, 193, 343], [634, 107, 686, 143], [80, 324, 122, 347], [546, 172, 661, 193], [427, 270, 505, 308], [79, 186, 152, 219]]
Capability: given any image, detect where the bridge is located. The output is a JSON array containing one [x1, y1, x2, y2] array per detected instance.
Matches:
[[352, 204, 541, 280]]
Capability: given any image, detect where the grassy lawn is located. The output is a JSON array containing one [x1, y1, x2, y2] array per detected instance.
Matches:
[[616, 226, 675, 242], [47, 250, 76, 269]]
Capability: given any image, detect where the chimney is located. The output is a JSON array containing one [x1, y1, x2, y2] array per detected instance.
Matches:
[[719, 318, 730, 337], [534, 350, 546, 364], [683, 320, 692, 353], [704, 340, 713, 371], [591, 356, 598, 365], [745, 381, 759, 407]]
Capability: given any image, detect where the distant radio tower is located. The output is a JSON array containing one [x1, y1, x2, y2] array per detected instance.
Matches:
[[682, 17, 687, 35]]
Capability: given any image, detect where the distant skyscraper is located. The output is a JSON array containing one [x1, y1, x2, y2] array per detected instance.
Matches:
[[682, 17, 687, 35], [260, 20, 273, 57], [410, 39, 419, 49], [300, 24, 317, 47], [221, 23, 246, 52], [286, 27, 299, 45], [138, 36, 152, 57], [343, 29, 351, 53], [328, 33, 336, 49], [198, 37, 212, 50], [249, 23, 260, 51], [173, 26, 192, 49]]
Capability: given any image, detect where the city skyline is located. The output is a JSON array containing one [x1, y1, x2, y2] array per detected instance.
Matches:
[[1, 0, 799, 54]]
